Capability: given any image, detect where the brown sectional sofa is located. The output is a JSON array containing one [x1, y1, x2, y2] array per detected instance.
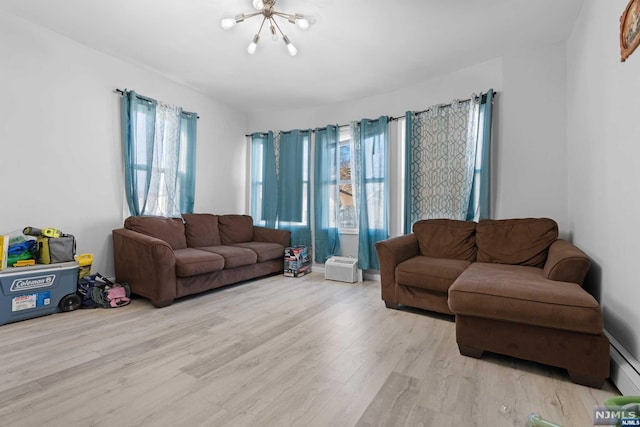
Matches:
[[112, 214, 291, 307], [375, 218, 609, 388]]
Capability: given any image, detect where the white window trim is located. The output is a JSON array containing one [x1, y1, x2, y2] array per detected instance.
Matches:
[[338, 129, 357, 234]]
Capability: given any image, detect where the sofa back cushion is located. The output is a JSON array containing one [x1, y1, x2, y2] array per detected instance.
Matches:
[[182, 213, 221, 247], [218, 215, 254, 245], [412, 219, 477, 262], [476, 218, 558, 267], [124, 216, 187, 250]]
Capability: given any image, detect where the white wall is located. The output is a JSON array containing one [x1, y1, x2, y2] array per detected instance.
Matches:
[[567, 1, 640, 373], [498, 43, 570, 233], [247, 58, 502, 133], [0, 12, 247, 276]]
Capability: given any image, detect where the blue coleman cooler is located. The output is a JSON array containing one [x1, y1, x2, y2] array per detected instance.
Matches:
[[0, 261, 80, 325]]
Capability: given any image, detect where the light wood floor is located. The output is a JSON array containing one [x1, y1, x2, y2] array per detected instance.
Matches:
[[0, 273, 618, 426]]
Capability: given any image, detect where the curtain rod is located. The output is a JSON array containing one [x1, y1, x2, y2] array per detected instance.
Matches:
[[245, 91, 497, 137], [115, 89, 199, 119]]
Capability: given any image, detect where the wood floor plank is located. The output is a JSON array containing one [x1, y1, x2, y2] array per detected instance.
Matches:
[[355, 372, 421, 427], [0, 273, 620, 426]]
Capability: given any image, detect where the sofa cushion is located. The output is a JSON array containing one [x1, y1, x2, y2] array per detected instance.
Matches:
[[412, 219, 476, 262], [197, 245, 257, 268], [448, 263, 603, 334], [182, 213, 221, 247], [232, 242, 285, 263], [396, 256, 470, 293], [218, 215, 254, 245], [124, 216, 187, 250], [476, 218, 558, 267], [174, 248, 225, 277]]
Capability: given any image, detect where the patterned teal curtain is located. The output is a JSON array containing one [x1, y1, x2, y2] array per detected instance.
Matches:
[[313, 125, 341, 263], [404, 91, 493, 233], [353, 116, 389, 270], [121, 90, 197, 217]]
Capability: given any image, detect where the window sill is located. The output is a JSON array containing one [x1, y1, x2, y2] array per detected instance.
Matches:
[[339, 229, 358, 235]]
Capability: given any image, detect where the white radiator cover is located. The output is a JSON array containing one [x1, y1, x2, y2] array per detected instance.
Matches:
[[325, 256, 361, 283]]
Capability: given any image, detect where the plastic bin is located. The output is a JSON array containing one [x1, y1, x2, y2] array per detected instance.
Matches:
[[0, 261, 79, 325]]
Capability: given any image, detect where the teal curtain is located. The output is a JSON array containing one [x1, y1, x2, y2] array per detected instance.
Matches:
[[178, 111, 197, 213], [250, 132, 278, 228], [404, 90, 493, 232], [353, 116, 389, 270], [121, 90, 156, 216], [466, 89, 494, 221], [313, 125, 341, 263], [251, 130, 311, 245], [277, 130, 312, 245], [278, 130, 305, 223]]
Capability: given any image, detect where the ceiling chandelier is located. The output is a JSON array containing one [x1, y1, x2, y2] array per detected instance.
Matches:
[[221, 0, 315, 57]]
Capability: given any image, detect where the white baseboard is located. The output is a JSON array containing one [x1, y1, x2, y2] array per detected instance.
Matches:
[[605, 329, 640, 395], [363, 271, 380, 281]]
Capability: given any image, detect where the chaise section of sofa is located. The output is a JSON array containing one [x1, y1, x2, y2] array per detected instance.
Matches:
[[375, 217, 610, 387], [112, 214, 290, 307]]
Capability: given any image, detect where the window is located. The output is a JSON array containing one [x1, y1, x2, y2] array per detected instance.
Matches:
[[334, 129, 357, 232], [122, 91, 197, 217], [250, 132, 270, 227]]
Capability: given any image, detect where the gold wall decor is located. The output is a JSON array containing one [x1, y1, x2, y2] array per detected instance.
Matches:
[[621, 0, 640, 61]]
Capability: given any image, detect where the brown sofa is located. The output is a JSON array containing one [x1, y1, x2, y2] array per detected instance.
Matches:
[[375, 218, 609, 388], [112, 214, 291, 307]]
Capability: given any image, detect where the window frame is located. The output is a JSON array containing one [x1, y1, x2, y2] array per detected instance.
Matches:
[[337, 128, 358, 234]]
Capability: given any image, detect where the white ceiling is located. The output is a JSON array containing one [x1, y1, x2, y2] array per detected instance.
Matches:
[[0, 0, 584, 113]]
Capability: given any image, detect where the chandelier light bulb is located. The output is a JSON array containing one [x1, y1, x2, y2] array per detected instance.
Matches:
[[287, 43, 297, 56], [270, 25, 278, 41], [282, 35, 297, 56], [296, 17, 309, 30], [252, 0, 264, 10], [221, 18, 235, 30], [247, 34, 260, 55]]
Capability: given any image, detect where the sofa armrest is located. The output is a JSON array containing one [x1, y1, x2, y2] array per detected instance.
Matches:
[[544, 239, 591, 285], [112, 228, 177, 307], [253, 226, 291, 248], [375, 234, 420, 305]]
